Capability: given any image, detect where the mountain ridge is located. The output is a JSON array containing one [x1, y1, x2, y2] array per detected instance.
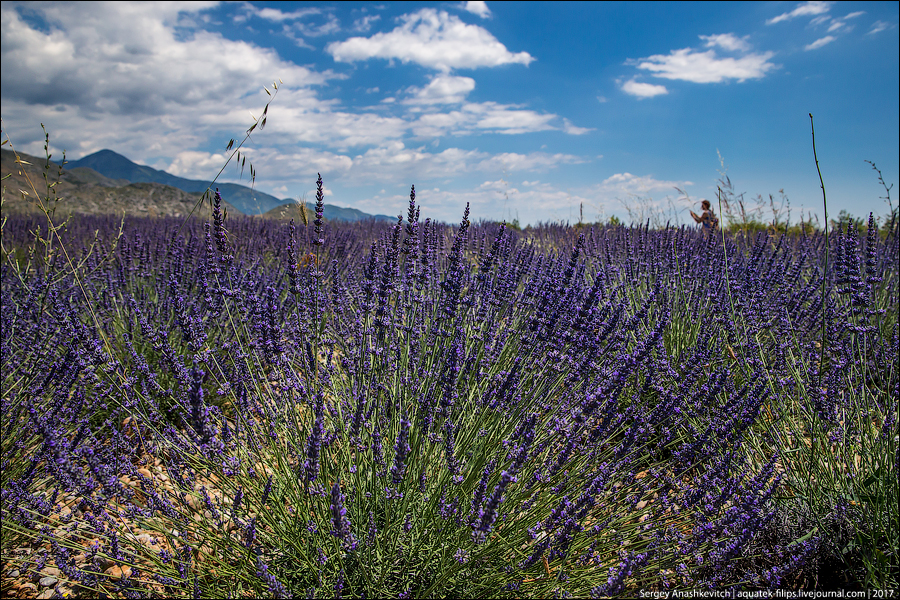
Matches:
[[65, 149, 394, 221], [1, 148, 239, 218], [4, 148, 394, 222]]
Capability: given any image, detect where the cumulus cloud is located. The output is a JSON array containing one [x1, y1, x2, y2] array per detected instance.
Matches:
[[631, 47, 776, 83], [410, 102, 559, 137], [599, 172, 691, 193], [766, 1, 832, 25], [0, 2, 339, 161], [361, 167, 692, 225], [326, 8, 533, 71], [804, 36, 836, 50], [349, 141, 582, 183], [620, 79, 668, 98], [404, 74, 476, 104], [0, 2, 593, 217], [700, 33, 751, 52], [167, 150, 231, 177], [461, 1, 492, 19], [251, 6, 323, 22]]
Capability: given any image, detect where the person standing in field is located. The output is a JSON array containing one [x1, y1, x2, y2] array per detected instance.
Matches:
[[690, 200, 719, 234]]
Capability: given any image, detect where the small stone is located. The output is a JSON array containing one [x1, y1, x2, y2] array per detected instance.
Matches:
[[636, 500, 648, 510], [18, 582, 37, 593], [39, 576, 58, 587], [59, 506, 71, 517], [104, 565, 132, 580], [41, 567, 61, 578], [137, 468, 153, 479], [37, 588, 55, 599], [137, 533, 155, 548], [7, 569, 20, 578]]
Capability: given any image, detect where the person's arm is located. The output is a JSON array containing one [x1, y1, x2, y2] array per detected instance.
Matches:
[[690, 210, 702, 223]]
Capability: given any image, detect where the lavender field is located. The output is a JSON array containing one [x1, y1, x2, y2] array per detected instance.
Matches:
[[1, 181, 898, 598]]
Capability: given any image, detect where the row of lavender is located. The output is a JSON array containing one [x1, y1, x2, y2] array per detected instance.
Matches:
[[2, 184, 897, 597]]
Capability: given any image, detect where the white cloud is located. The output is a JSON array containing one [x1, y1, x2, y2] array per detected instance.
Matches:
[[167, 150, 231, 177], [326, 8, 533, 72], [621, 78, 668, 98], [358, 168, 692, 225], [631, 48, 777, 83], [461, 2, 492, 19], [599, 172, 691, 192], [766, 1, 832, 25], [349, 142, 582, 184], [404, 74, 476, 104], [252, 6, 323, 22], [293, 14, 341, 38], [410, 102, 558, 137], [242, 4, 341, 37], [0, 2, 600, 219], [562, 119, 594, 135], [0, 2, 339, 162], [867, 20, 894, 35], [353, 15, 381, 32], [805, 36, 836, 50], [823, 11, 864, 33], [699, 33, 751, 52], [279, 25, 315, 49]]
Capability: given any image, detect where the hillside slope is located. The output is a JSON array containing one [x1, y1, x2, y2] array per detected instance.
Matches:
[[1, 149, 236, 218]]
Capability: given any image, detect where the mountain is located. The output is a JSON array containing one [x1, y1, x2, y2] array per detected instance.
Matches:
[[1, 148, 237, 218], [65, 150, 284, 216], [263, 201, 395, 223], [65, 149, 394, 222]]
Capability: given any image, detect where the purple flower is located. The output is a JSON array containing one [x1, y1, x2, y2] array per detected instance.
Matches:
[[313, 174, 325, 246], [330, 481, 356, 550], [256, 555, 288, 598], [304, 394, 325, 484], [390, 414, 412, 485]]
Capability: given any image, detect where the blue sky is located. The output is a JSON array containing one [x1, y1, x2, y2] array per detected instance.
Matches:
[[2, 1, 898, 225]]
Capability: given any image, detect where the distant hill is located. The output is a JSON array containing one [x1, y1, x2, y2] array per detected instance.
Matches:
[[65, 149, 284, 215], [263, 201, 395, 223], [1, 148, 237, 218], [65, 149, 394, 221]]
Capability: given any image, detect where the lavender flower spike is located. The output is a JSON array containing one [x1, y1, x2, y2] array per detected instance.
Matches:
[[330, 480, 357, 550], [313, 174, 325, 246], [390, 414, 412, 485]]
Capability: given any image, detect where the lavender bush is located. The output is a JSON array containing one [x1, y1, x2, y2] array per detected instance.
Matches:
[[2, 173, 898, 597]]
